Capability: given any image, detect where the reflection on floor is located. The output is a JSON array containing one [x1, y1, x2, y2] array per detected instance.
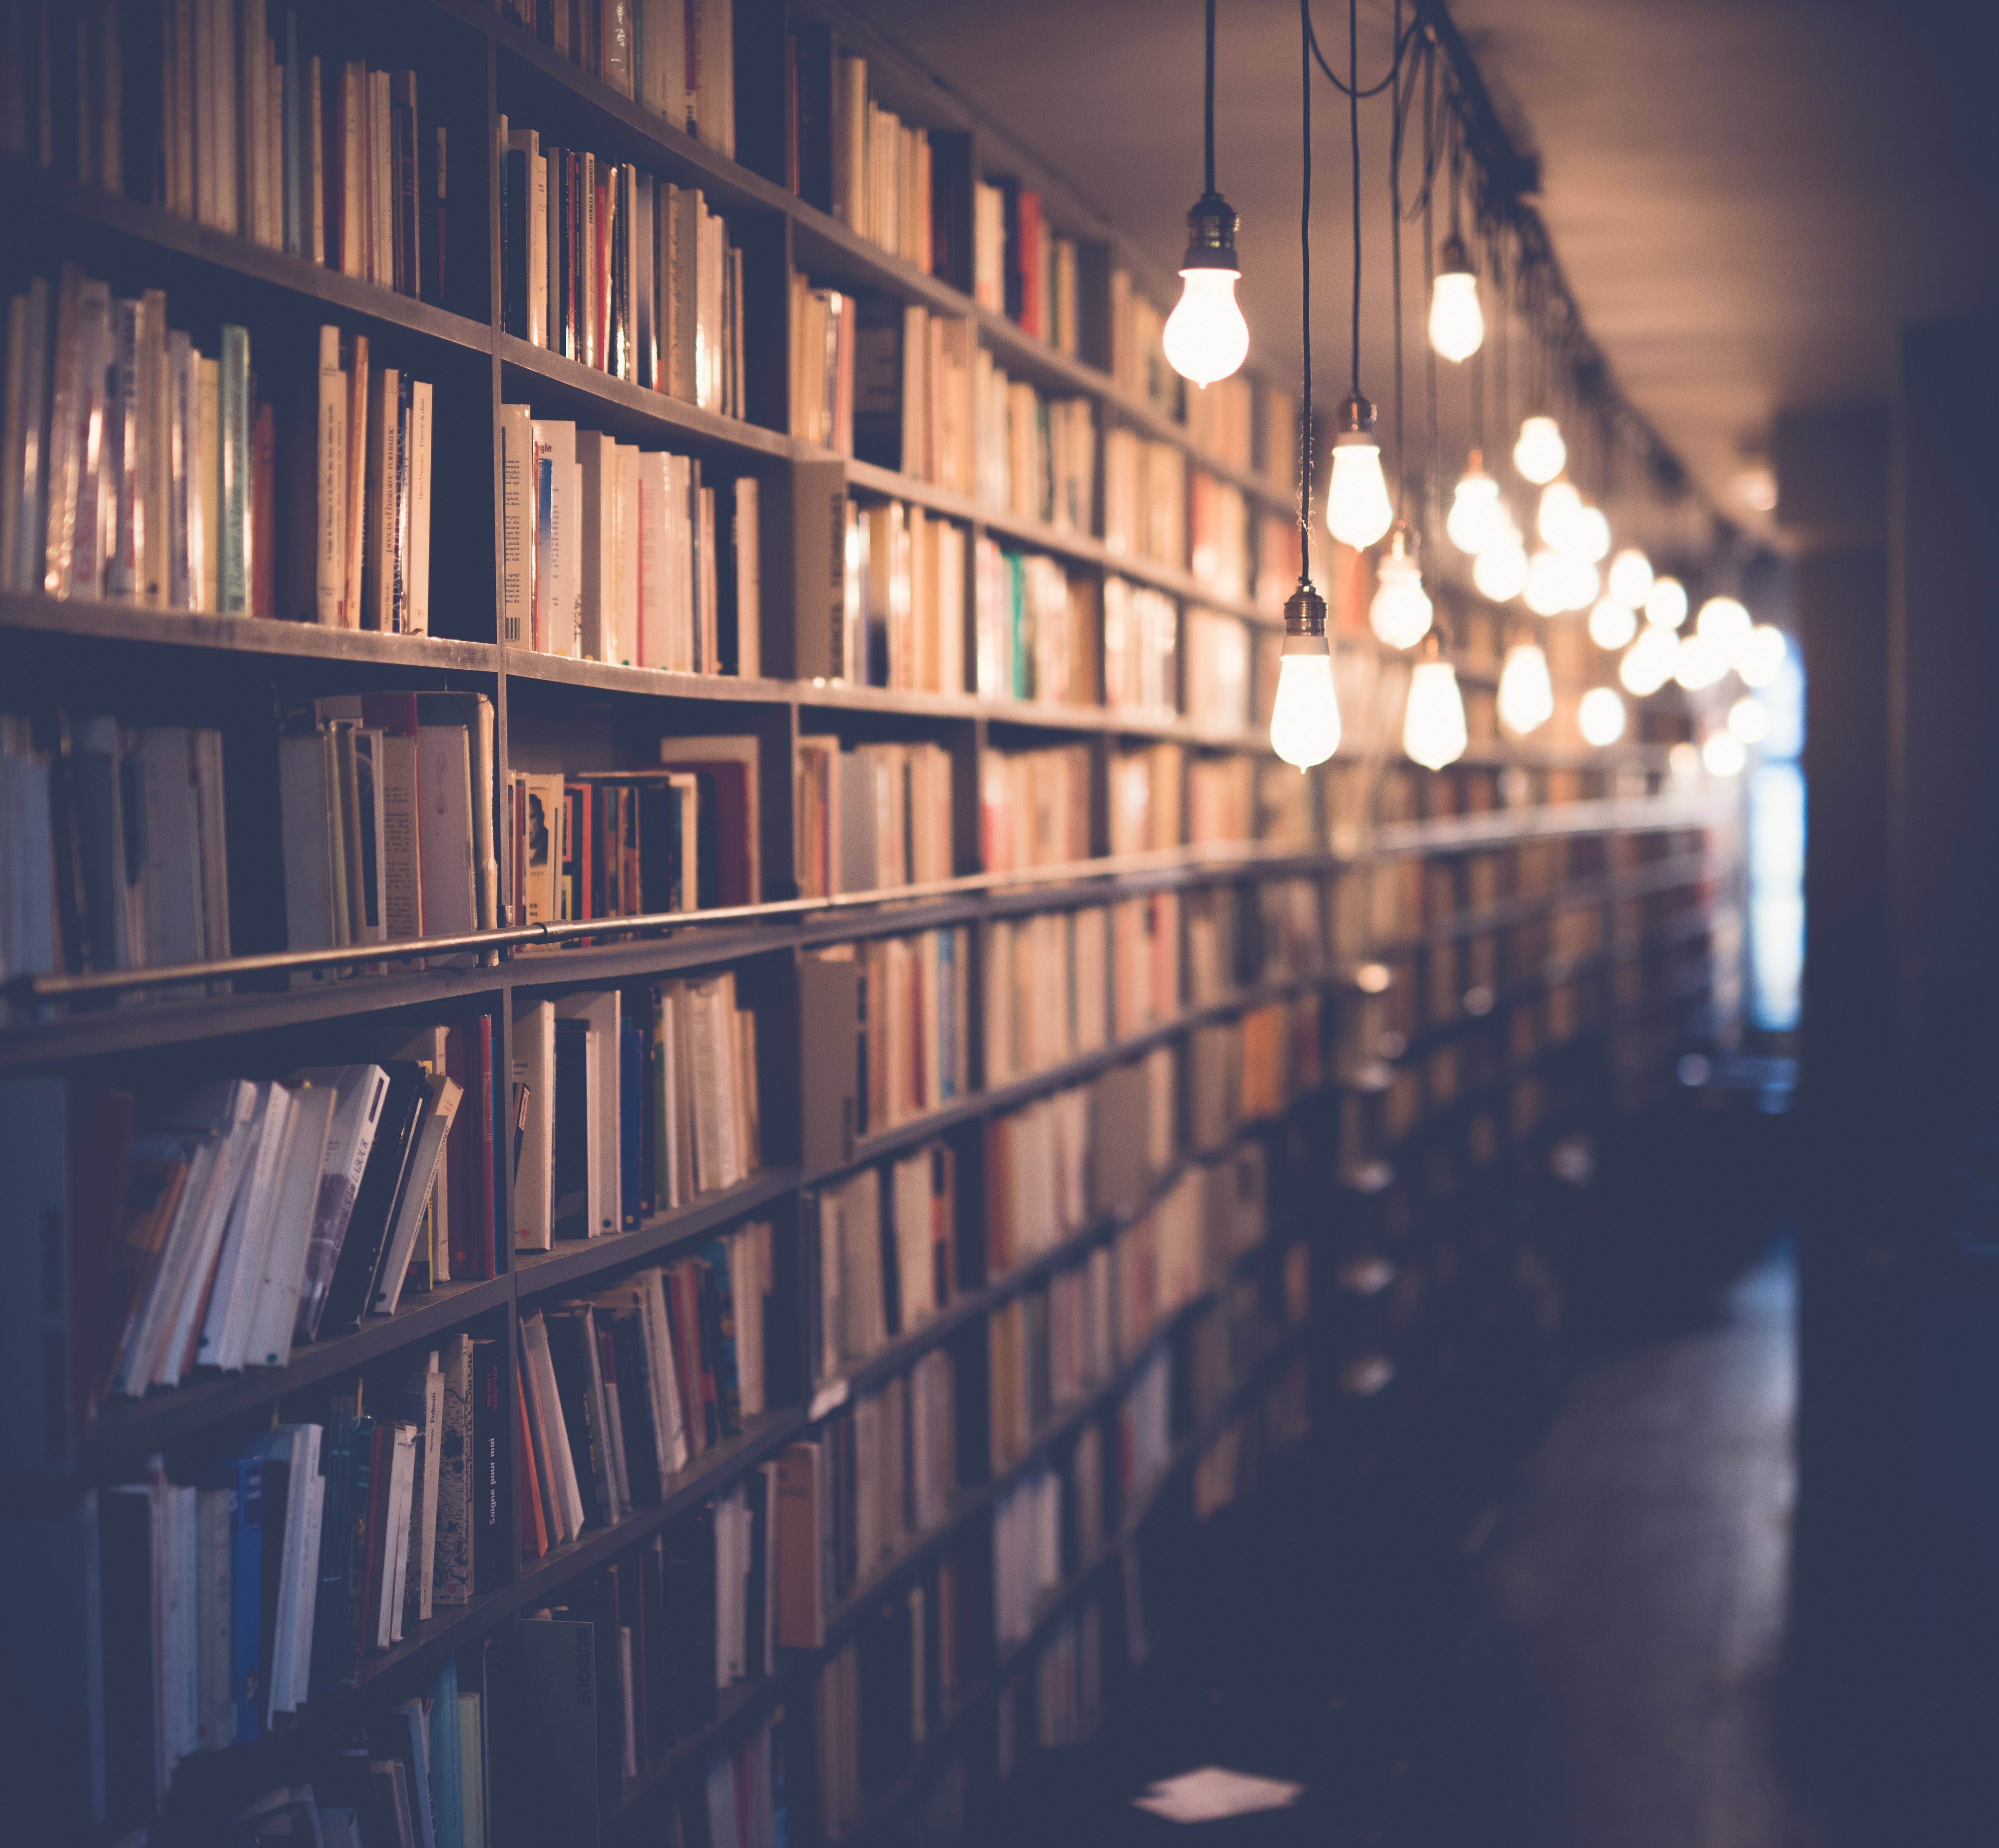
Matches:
[[991, 1244, 1843, 1847]]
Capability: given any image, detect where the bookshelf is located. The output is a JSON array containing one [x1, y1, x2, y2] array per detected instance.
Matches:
[[0, 3, 1732, 1846]]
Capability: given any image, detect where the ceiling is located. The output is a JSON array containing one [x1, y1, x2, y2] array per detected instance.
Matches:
[[841, 0, 1999, 551]]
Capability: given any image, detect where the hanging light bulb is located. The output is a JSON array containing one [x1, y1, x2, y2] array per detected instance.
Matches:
[[1557, 554, 1601, 612], [1428, 235, 1483, 363], [1737, 623, 1787, 688], [1702, 731, 1747, 777], [1498, 638, 1555, 736], [1578, 686, 1627, 747], [1270, 580, 1341, 769], [1514, 414, 1567, 485], [1474, 518, 1529, 602], [1620, 624, 1678, 695], [1446, 453, 1505, 555], [1728, 695, 1769, 743], [1404, 640, 1469, 770], [1645, 575, 1689, 629], [1369, 524, 1433, 649], [1537, 479, 1583, 550], [1570, 505, 1611, 563], [1327, 391, 1394, 550], [1588, 595, 1638, 651], [1524, 547, 1568, 616], [1696, 595, 1753, 659], [1673, 631, 1729, 690], [1164, 4, 1247, 388], [1607, 548, 1654, 609]]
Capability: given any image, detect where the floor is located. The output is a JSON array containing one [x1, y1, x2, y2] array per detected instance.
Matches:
[[997, 1243, 1846, 1846]]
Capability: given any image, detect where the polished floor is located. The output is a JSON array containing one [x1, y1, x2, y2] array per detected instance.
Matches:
[[998, 1242, 1844, 1846]]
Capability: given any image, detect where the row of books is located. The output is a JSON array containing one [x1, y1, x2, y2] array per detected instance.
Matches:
[[0, 717, 228, 1000], [973, 176, 1083, 359], [794, 736, 957, 901], [512, 975, 762, 1253], [7, 4, 446, 306], [1029, 1599, 1107, 1753], [973, 351, 1095, 532], [279, 692, 496, 955], [1105, 269, 1173, 417], [4, 1055, 492, 1472], [515, 1227, 770, 1557], [496, 0, 739, 159], [1103, 428, 1187, 569], [1108, 742, 1185, 857], [1188, 473, 1252, 603], [826, 53, 935, 274], [1104, 578, 1181, 721], [807, 1142, 960, 1387], [845, 495, 970, 692], [853, 300, 977, 493], [987, 1264, 1115, 1474], [985, 1084, 1097, 1279], [1188, 752, 1258, 846], [499, 122, 745, 420], [499, 405, 760, 672], [972, 540, 1097, 707], [980, 741, 1091, 875], [790, 275, 857, 455]]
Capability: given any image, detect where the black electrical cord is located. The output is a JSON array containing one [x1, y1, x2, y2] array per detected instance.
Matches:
[[1422, 34, 1439, 539], [1298, 0, 1314, 577], [1204, 0, 1217, 197], [1306, 0, 1419, 98], [1388, 0, 1405, 514], [1347, 0, 1361, 394]]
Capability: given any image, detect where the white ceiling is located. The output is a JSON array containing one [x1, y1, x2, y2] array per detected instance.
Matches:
[[841, 0, 1999, 546]]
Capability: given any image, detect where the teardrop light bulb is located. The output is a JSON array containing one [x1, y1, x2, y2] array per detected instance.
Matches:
[[1569, 505, 1611, 563], [1369, 525, 1433, 649], [1404, 657, 1469, 770], [1269, 585, 1341, 770], [1327, 391, 1394, 550], [1164, 269, 1250, 388], [1514, 415, 1567, 485], [1537, 479, 1583, 549], [1729, 695, 1769, 743], [1736, 624, 1786, 688], [1524, 548, 1569, 616], [1446, 456, 1505, 555], [1474, 525, 1529, 603], [1607, 548, 1654, 609], [1557, 554, 1601, 612], [1645, 575, 1689, 629], [1588, 595, 1638, 651], [1578, 686, 1627, 746], [1428, 238, 1483, 363], [1620, 624, 1678, 695], [1696, 595, 1753, 658], [1498, 640, 1555, 737]]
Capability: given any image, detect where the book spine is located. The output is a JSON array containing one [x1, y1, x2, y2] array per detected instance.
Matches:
[[218, 323, 250, 613]]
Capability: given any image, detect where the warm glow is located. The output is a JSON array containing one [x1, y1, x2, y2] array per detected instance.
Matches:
[[1728, 695, 1769, 743], [1569, 506, 1611, 563], [1668, 741, 1702, 780], [1327, 440, 1395, 549], [1403, 659, 1469, 769], [1446, 465, 1505, 555], [1589, 596, 1638, 650], [1608, 548, 1654, 609], [1697, 595, 1752, 656], [1537, 480, 1583, 550], [1498, 641, 1555, 736], [1645, 575, 1689, 629], [1524, 548, 1569, 616], [1737, 623, 1787, 688], [1369, 531, 1434, 649], [1578, 686, 1627, 746], [1514, 415, 1567, 485], [1673, 631, 1729, 690], [1473, 530, 1529, 603], [1269, 646, 1341, 768], [1556, 553, 1601, 612], [1620, 624, 1678, 695], [1703, 731, 1747, 776], [1429, 271, 1484, 363], [1162, 268, 1250, 388]]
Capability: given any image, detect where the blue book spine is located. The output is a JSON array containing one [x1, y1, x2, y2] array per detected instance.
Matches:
[[219, 325, 251, 613], [223, 1456, 264, 1742], [282, 13, 300, 256], [429, 1656, 463, 1848]]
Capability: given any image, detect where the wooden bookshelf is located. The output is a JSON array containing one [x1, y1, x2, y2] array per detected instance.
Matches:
[[0, 2, 1732, 1844]]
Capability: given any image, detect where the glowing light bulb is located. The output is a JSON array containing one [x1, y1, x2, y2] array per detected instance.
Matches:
[[1524, 548, 1568, 616], [1728, 695, 1769, 743], [1270, 582, 1340, 770], [1428, 240, 1483, 363], [1328, 443, 1394, 549], [1498, 640, 1554, 736], [1703, 731, 1747, 777], [1668, 741, 1702, 781], [1673, 631, 1728, 690], [1473, 527, 1529, 603], [1620, 624, 1678, 695], [1737, 623, 1786, 688], [1696, 595, 1752, 658], [1556, 554, 1601, 612], [1607, 548, 1654, 609], [1404, 658, 1469, 770], [1570, 506, 1611, 563], [1537, 479, 1583, 550], [1588, 596, 1638, 651], [1645, 575, 1689, 629], [1163, 268, 1249, 388], [1369, 526, 1433, 649], [1578, 686, 1627, 746], [1514, 415, 1566, 485], [1446, 458, 1505, 555]]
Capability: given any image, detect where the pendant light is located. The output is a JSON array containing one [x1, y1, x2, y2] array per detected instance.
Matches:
[[1524, 546, 1568, 616], [1473, 521, 1529, 602], [1404, 633, 1469, 769], [1514, 413, 1566, 485], [1270, 0, 1340, 770], [1644, 575, 1689, 629], [1163, 0, 1250, 388], [1537, 478, 1583, 550], [1429, 234, 1483, 363], [1696, 594, 1752, 658], [1620, 623, 1678, 694], [1498, 634, 1554, 736], [1325, 0, 1392, 551], [1578, 686, 1627, 746], [1447, 457, 1505, 554], [1370, 525, 1433, 648], [1607, 546, 1654, 609], [1736, 623, 1787, 688], [1588, 595, 1638, 650]]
